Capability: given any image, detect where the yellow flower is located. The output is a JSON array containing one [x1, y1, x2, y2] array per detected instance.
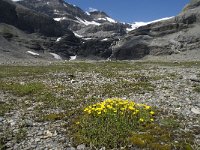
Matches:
[[75, 121, 80, 125], [107, 105, 112, 109], [128, 106, 135, 111], [150, 118, 154, 122], [88, 110, 91, 114], [97, 111, 101, 115], [145, 106, 151, 110], [139, 118, 144, 122], [150, 111, 155, 115]]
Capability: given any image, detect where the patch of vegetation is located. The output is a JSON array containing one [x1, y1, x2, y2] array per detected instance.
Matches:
[[41, 113, 66, 121], [70, 98, 156, 149], [14, 128, 27, 143], [194, 86, 200, 92], [137, 61, 200, 68], [129, 124, 193, 150], [0, 81, 45, 96], [0, 102, 14, 116], [99, 80, 154, 97], [0, 61, 198, 149], [0, 136, 6, 150], [193, 84, 200, 93], [69, 98, 195, 149]]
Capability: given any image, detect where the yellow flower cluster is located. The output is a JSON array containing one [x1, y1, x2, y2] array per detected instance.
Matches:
[[83, 98, 155, 122]]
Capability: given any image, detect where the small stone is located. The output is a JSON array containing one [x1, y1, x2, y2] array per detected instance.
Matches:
[[77, 144, 86, 150], [25, 119, 33, 127], [191, 108, 200, 114], [42, 130, 53, 138], [37, 131, 43, 136], [0, 117, 4, 122], [66, 147, 76, 150], [53, 130, 57, 136], [35, 137, 41, 142], [27, 107, 34, 111], [70, 79, 77, 83], [8, 119, 16, 126]]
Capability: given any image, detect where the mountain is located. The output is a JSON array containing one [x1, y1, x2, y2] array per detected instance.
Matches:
[[18, 0, 130, 38], [0, 0, 84, 61], [0, 0, 200, 62], [110, 0, 200, 59], [0, 0, 122, 62]]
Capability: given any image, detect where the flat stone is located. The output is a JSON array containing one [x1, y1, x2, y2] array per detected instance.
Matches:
[[35, 137, 41, 142], [0, 117, 4, 122], [66, 147, 76, 150], [191, 108, 200, 114], [77, 144, 86, 150], [42, 130, 53, 138], [24, 119, 33, 127]]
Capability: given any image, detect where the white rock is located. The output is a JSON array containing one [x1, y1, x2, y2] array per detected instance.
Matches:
[[191, 108, 200, 114], [77, 144, 86, 150]]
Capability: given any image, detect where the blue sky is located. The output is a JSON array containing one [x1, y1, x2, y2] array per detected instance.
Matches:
[[65, 0, 190, 23]]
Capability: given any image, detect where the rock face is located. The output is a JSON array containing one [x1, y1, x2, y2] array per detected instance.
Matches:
[[0, 0, 82, 61], [0, 0, 125, 61], [110, 0, 200, 59], [1, 0, 200, 61], [18, 0, 129, 38], [0, 0, 67, 37]]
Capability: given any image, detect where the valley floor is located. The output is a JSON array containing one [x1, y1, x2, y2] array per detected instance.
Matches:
[[0, 60, 200, 149]]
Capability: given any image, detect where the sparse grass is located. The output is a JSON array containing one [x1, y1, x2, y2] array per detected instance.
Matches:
[[0, 102, 14, 116], [192, 84, 200, 93], [14, 128, 27, 143], [0, 61, 199, 149], [0, 81, 45, 96], [0, 136, 6, 150], [193, 86, 200, 92], [136, 61, 200, 68]]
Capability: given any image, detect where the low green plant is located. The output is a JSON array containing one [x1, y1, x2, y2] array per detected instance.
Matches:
[[0, 102, 13, 116], [0, 136, 6, 150], [70, 98, 155, 148], [193, 85, 200, 93], [0, 81, 45, 96], [14, 128, 27, 143]]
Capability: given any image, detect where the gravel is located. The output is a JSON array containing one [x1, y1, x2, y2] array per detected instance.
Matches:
[[0, 60, 200, 149]]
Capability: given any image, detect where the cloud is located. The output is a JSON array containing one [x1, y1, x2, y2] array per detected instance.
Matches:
[[88, 7, 98, 12], [11, 0, 23, 1]]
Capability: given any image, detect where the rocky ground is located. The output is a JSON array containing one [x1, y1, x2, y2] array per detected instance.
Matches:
[[0, 60, 200, 149]]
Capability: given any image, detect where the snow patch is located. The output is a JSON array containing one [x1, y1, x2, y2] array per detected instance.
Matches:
[[83, 38, 92, 40], [101, 38, 108, 41], [63, 3, 68, 7], [56, 37, 62, 42], [96, 18, 107, 21], [85, 11, 90, 16], [95, 17, 116, 23], [73, 32, 83, 38], [126, 22, 148, 32], [69, 55, 77, 61], [27, 51, 39, 56], [54, 17, 67, 21], [106, 17, 117, 23], [49, 53, 62, 60], [126, 16, 174, 32], [76, 17, 101, 26]]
